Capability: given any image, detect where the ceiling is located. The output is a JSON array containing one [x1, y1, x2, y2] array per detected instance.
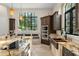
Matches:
[[1, 3, 57, 9]]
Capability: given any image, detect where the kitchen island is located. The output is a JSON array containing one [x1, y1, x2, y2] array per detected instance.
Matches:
[[0, 36, 32, 56]]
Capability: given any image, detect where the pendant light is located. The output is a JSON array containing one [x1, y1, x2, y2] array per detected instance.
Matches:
[[9, 3, 15, 16], [19, 15, 23, 20], [19, 4, 23, 20]]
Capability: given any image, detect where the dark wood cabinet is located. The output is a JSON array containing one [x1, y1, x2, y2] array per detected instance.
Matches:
[[41, 12, 62, 45], [76, 4, 79, 32], [41, 15, 56, 45], [52, 11, 61, 30], [9, 18, 15, 35], [41, 16, 50, 25]]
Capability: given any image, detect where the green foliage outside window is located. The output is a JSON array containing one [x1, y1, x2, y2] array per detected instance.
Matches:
[[19, 12, 37, 31]]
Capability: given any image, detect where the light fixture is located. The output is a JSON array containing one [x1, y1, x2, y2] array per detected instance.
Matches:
[[9, 4, 15, 16], [19, 15, 23, 20], [19, 5, 23, 20]]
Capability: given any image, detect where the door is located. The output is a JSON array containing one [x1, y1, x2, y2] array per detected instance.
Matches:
[[9, 18, 15, 35]]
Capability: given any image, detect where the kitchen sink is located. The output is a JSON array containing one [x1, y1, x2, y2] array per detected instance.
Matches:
[[51, 38, 67, 49], [53, 38, 67, 42]]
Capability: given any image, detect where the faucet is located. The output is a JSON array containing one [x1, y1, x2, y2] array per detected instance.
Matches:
[[64, 34, 67, 39]]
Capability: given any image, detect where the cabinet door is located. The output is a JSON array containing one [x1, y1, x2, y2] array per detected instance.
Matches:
[[56, 15, 61, 30], [45, 17, 50, 25], [53, 14, 57, 30], [41, 18, 44, 25], [41, 18, 45, 25], [53, 12, 61, 30], [41, 17, 50, 25], [76, 4, 79, 31], [43, 18, 46, 25], [9, 18, 15, 30]]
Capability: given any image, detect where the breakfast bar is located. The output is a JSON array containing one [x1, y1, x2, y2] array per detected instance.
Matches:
[[0, 36, 32, 56]]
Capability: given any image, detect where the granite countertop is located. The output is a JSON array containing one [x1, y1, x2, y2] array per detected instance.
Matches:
[[49, 34, 79, 55], [0, 36, 31, 44], [0, 36, 32, 49], [0, 49, 22, 56], [0, 39, 17, 48], [0, 36, 32, 56], [62, 41, 79, 55]]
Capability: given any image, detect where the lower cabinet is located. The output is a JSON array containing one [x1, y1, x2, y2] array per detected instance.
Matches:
[[50, 43, 62, 56], [62, 46, 76, 56], [41, 39, 50, 45], [50, 38, 57, 55], [50, 43, 77, 56], [50, 43, 57, 56]]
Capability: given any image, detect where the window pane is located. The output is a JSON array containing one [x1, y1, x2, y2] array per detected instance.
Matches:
[[71, 3, 76, 7], [66, 3, 72, 11], [66, 13, 70, 27], [19, 12, 37, 31]]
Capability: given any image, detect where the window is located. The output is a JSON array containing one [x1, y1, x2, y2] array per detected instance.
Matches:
[[19, 12, 37, 31], [65, 3, 79, 35]]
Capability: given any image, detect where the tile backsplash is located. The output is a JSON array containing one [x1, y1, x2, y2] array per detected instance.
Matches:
[[67, 34, 79, 45], [56, 30, 79, 45], [56, 30, 61, 36]]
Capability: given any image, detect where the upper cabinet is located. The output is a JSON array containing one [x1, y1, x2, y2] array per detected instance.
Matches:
[[52, 11, 61, 30], [41, 16, 50, 25], [41, 15, 56, 34]]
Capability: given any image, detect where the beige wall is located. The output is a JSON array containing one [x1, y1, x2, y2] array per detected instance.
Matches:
[[0, 5, 9, 35]]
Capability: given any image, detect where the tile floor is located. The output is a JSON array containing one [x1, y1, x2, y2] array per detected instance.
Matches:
[[32, 39, 53, 56]]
